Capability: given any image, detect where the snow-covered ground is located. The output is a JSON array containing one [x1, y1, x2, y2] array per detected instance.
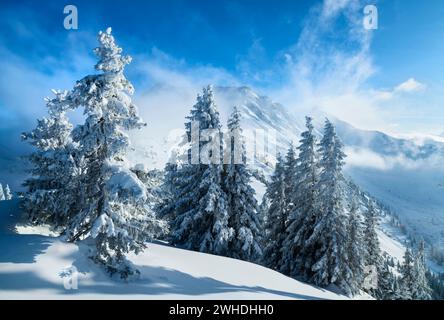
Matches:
[[377, 230, 405, 263], [0, 199, 348, 300], [0, 197, 412, 300]]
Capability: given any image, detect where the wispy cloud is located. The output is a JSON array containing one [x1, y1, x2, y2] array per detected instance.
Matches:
[[257, 0, 440, 137], [345, 146, 443, 171], [265, 0, 382, 128]]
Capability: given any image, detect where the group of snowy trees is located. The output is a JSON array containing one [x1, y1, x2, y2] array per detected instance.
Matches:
[[377, 241, 432, 300], [0, 183, 12, 201], [262, 117, 369, 295], [261, 118, 433, 298], [22, 28, 166, 278], [399, 241, 432, 299], [158, 87, 262, 262]]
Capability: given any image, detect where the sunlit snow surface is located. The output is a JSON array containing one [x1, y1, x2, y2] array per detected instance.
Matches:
[[0, 200, 352, 300]]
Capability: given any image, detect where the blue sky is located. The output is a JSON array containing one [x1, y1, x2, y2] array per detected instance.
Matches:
[[1, 0, 444, 154]]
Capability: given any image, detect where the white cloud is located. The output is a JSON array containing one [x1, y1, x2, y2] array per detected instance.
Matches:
[[345, 147, 392, 170], [373, 78, 426, 102], [394, 78, 426, 93]]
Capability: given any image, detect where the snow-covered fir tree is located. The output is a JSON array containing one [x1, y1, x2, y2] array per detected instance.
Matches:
[[283, 142, 297, 213], [0, 184, 5, 201], [377, 256, 399, 300], [22, 90, 79, 227], [63, 28, 166, 277], [262, 154, 288, 271], [411, 240, 432, 299], [346, 200, 365, 294], [306, 119, 353, 295], [363, 200, 382, 295], [162, 86, 232, 255], [4, 184, 12, 200], [399, 248, 415, 299], [280, 117, 319, 278], [223, 107, 262, 262], [156, 162, 178, 224]]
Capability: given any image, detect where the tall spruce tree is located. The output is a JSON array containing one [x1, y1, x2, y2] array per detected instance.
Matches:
[[377, 256, 398, 300], [262, 154, 288, 270], [164, 86, 233, 255], [283, 142, 297, 213], [363, 200, 382, 295], [346, 200, 365, 295], [156, 162, 178, 223], [63, 28, 166, 277], [412, 240, 432, 299], [306, 119, 353, 295], [280, 116, 319, 278], [399, 248, 415, 299], [223, 107, 262, 262]]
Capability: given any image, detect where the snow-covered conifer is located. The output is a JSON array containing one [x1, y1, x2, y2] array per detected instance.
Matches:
[[362, 201, 382, 296], [306, 119, 353, 295], [262, 154, 288, 270], [280, 117, 319, 278], [156, 162, 178, 223], [412, 240, 432, 299], [63, 28, 166, 277], [223, 107, 262, 262], [377, 256, 398, 299], [283, 142, 297, 212], [346, 200, 365, 294], [399, 248, 417, 299], [363, 201, 382, 272], [164, 86, 232, 255]]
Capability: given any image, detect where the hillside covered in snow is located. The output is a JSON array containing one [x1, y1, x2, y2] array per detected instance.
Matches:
[[0, 199, 413, 299], [0, 199, 349, 300]]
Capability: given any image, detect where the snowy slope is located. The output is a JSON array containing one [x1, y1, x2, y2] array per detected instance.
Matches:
[[0, 200, 347, 300]]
